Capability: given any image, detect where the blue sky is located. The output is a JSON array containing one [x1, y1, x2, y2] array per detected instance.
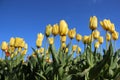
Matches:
[[0, 0, 120, 57]]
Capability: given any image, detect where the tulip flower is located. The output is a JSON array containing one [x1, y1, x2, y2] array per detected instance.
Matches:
[[106, 32, 111, 41], [82, 35, 89, 44], [100, 19, 112, 31], [1, 41, 8, 51], [95, 42, 100, 49], [9, 37, 15, 47], [61, 42, 66, 49], [92, 30, 100, 39], [112, 31, 119, 40], [14, 37, 24, 48], [76, 47, 81, 54], [40, 47, 44, 53], [52, 24, 59, 36], [68, 28, 76, 39], [21, 50, 27, 55], [36, 33, 44, 48], [98, 36, 104, 44], [109, 23, 115, 33], [76, 34, 82, 41], [72, 45, 77, 52], [45, 24, 52, 37], [24, 43, 28, 50], [59, 20, 69, 36], [9, 46, 15, 53], [60, 36, 66, 43], [48, 37, 54, 45], [65, 48, 68, 53], [89, 16, 98, 30]]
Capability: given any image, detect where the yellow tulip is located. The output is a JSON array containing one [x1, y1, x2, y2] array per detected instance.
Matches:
[[48, 37, 54, 45], [45, 24, 52, 37], [95, 42, 100, 49], [88, 34, 94, 43], [89, 16, 98, 30], [14, 37, 24, 48], [21, 50, 27, 55], [100, 19, 111, 31], [82, 35, 89, 44], [76, 34, 82, 41], [65, 48, 68, 53], [60, 36, 66, 43], [9, 37, 15, 47], [92, 30, 100, 39], [72, 45, 77, 52], [40, 47, 44, 53], [109, 23, 115, 33], [1, 41, 8, 51], [106, 32, 111, 41], [98, 36, 104, 44], [9, 46, 15, 53], [112, 31, 119, 40], [36, 33, 44, 48], [10, 54, 14, 58], [68, 28, 76, 39], [77, 47, 81, 54], [61, 42, 66, 49], [52, 24, 59, 36], [59, 20, 69, 36]]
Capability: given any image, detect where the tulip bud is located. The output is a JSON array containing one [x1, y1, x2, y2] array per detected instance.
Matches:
[[98, 36, 104, 44], [61, 42, 66, 49], [48, 37, 54, 45], [109, 23, 115, 33], [92, 30, 100, 39], [52, 24, 59, 36], [59, 20, 69, 36], [9, 46, 15, 53], [82, 35, 89, 44], [100, 19, 111, 31], [106, 32, 111, 41], [65, 48, 68, 53], [95, 42, 100, 49], [89, 16, 98, 30], [112, 31, 119, 40], [76, 47, 81, 54], [60, 36, 66, 43], [72, 45, 77, 52], [68, 28, 76, 39], [21, 50, 27, 55], [24, 43, 28, 50], [45, 24, 52, 37], [36, 33, 44, 48], [37, 33, 44, 40], [76, 34, 82, 41], [40, 47, 44, 53], [9, 37, 15, 47], [1, 41, 8, 51], [14, 37, 24, 48]]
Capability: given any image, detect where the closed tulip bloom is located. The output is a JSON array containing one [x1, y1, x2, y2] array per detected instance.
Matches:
[[40, 47, 44, 53], [82, 35, 89, 44], [9, 37, 15, 47], [92, 30, 100, 39], [9, 46, 15, 53], [48, 37, 54, 45], [14, 37, 24, 48], [100, 19, 111, 31], [61, 42, 66, 49], [77, 47, 81, 54], [65, 48, 68, 53], [45, 24, 52, 37], [60, 36, 66, 43], [98, 36, 104, 44], [10, 54, 14, 58], [106, 32, 111, 41], [109, 23, 115, 33], [95, 42, 100, 49], [36, 33, 44, 48], [52, 24, 59, 36], [1, 41, 8, 51], [112, 31, 119, 40], [59, 20, 69, 36], [88, 34, 94, 43], [76, 34, 82, 41], [68, 28, 76, 39], [72, 45, 77, 52], [21, 50, 27, 55], [89, 16, 98, 30]]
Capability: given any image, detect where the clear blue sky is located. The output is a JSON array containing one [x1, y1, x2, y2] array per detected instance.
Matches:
[[0, 0, 120, 57]]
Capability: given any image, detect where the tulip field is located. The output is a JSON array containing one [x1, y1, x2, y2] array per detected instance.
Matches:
[[0, 16, 120, 80]]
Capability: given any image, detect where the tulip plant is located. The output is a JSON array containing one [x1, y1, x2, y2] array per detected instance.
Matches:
[[0, 16, 120, 80]]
